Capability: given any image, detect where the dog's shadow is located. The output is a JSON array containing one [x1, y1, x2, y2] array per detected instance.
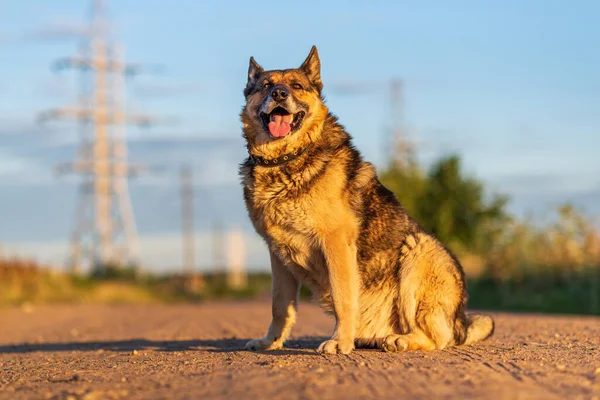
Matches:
[[0, 337, 328, 356]]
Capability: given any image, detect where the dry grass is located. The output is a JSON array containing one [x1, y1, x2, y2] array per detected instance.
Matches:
[[0, 259, 160, 305], [467, 205, 600, 314], [486, 205, 600, 278], [0, 259, 266, 306]]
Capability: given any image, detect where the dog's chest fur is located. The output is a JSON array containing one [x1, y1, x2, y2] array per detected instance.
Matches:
[[240, 155, 362, 298]]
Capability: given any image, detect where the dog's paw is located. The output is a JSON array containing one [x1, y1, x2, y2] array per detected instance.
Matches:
[[381, 334, 409, 353], [317, 339, 354, 355], [245, 338, 282, 352]]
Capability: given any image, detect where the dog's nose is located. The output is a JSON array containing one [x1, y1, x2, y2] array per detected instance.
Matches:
[[271, 86, 289, 102]]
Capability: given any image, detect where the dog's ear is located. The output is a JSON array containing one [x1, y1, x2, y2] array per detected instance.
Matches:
[[245, 57, 264, 96], [300, 45, 322, 92]]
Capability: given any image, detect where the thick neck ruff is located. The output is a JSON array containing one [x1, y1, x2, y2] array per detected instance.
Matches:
[[248, 144, 310, 167]]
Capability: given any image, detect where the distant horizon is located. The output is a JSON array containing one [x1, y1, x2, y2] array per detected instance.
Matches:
[[2, 193, 598, 272], [0, 229, 272, 273]]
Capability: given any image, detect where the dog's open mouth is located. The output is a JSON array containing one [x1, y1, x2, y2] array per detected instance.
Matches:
[[260, 107, 306, 138]]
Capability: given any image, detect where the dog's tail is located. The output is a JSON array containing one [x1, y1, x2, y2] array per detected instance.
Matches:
[[463, 314, 494, 345]]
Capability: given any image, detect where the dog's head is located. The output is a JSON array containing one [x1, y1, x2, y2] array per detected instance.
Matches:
[[241, 46, 328, 155]]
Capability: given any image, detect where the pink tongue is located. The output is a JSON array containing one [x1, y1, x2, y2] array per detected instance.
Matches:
[[268, 114, 292, 137]]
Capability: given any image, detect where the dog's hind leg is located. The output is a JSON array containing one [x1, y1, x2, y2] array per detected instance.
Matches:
[[246, 251, 300, 351], [384, 233, 465, 352]]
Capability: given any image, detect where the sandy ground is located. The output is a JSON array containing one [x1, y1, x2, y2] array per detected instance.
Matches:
[[0, 301, 599, 400]]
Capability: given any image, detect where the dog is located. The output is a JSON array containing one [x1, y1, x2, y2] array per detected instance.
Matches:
[[239, 46, 494, 354]]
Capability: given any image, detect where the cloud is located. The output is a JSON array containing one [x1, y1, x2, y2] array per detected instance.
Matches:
[[33, 75, 74, 100], [0, 16, 89, 46], [506, 187, 600, 219], [0, 150, 56, 186], [0, 33, 19, 46], [23, 18, 90, 42], [327, 81, 380, 96], [0, 120, 47, 136], [490, 173, 565, 194], [0, 148, 33, 175], [128, 132, 241, 146], [326, 77, 444, 97], [133, 82, 208, 98], [0, 118, 246, 189], [487, 171, 600, 217]]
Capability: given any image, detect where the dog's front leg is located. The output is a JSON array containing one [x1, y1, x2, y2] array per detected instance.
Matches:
[[318, 230, 359, 355], [246, 251, 299, 351]]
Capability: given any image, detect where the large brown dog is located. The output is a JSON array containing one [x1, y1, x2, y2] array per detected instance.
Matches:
[[239, 46, 494, 354]]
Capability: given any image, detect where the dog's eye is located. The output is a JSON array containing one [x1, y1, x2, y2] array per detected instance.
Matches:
[[263, 83, 271, 90], [292, 83, 303, 90]]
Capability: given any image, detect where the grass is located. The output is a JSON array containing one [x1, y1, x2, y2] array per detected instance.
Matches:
[[468, 270, 600, 315], [2, 265, 598, 315], [465, 205, 600, 315], [0, 262, 275, 306]]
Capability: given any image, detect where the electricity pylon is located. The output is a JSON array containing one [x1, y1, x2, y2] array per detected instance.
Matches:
[[388, 79, 415, 170], [38, 0, 163, 273], [180, 164, 195, 275], [329, 78, 416, 169]]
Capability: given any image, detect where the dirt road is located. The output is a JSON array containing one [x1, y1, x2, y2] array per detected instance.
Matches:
[[0, 301, 599, 399]]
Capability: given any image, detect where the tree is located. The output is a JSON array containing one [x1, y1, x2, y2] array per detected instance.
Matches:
[[379, 154, 509, 254], [379, 162, 427, 223], [420, 155, 508, 251]]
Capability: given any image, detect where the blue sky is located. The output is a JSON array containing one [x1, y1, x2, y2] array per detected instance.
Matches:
[[0, 1, 599, 270]]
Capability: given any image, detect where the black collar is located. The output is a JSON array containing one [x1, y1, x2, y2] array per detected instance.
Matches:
[[248, 146, 308, 167]]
